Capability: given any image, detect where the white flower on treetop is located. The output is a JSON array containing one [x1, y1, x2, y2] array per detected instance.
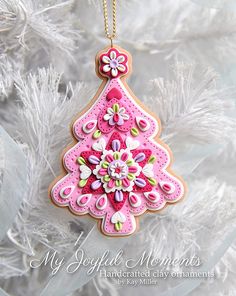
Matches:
[[102, 50, 126, 77]]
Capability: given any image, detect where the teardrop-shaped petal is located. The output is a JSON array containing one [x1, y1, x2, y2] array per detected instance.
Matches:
[[110, 50, 117, 59], [117, 55, 125, 63], [159, 181, 175, 194], [108, 179, 115, 188], [111, 68, 118, 77], [128, 166, 138, 173], [109, 117, 116, 126], [115, 190, 123, 202], [129, 193, 141, 207], [121, 114, 130, 120], [103, 114, 111, 121], [117, 64, 126, 72], [91, 180, 102, 190], [59, 186, 75, 199], [119, 107, 126, 114], [144, 191, 160, 203], [88, 155, 100, 165], [103, 65, 111, 72], [77, 194, 92, 206], [122, 178, 130, 188], [134, 178, 146, 188], [82, 120, 97, 134], [112, 139, 121, 151], [102, 55, 110, 63], [107, 107, 114, 115], [121, 152, 129, 161], [96, 194, 107, 210], [134, 153, 146, 163], [113, 113, 120, 123], [105, 154, 114, 162], [117, 116, 124, 126], [98, 168, 107, 176], [136, 117, 150, 132]]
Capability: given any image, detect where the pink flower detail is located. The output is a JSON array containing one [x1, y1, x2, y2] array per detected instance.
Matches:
[[74, 132, 152, 213], [99, 48, 128, 79], [103, 104, 129, 126], [98, 100, 133, 133]]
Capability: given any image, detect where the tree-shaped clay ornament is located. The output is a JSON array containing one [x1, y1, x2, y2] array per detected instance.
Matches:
[[49, 46, 186, 237]]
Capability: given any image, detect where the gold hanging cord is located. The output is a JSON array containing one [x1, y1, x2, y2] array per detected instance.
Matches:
[[102, 0, 117, 47]]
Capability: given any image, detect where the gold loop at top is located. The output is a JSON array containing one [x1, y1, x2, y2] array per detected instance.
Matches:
[[102, 0, 116, 46]]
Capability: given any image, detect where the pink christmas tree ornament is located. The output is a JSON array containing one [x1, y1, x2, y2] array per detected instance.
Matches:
[[49, 46, 186, 237]]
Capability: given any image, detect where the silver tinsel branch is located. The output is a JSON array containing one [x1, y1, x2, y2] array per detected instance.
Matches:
[[146, 62, 235, 145]]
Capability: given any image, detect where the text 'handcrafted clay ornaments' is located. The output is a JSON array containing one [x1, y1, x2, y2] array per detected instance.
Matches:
[[49, 1, 186, 237]]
